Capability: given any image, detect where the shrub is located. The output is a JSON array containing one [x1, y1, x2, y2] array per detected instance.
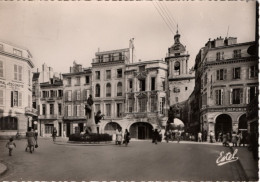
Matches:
[[69, 133, 112, 142]]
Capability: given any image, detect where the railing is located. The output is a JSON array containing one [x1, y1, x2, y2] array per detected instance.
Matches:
[[25, 107, 38, 116]]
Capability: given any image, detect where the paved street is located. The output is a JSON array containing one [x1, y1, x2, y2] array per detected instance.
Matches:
[[0, 138, 247, 181]]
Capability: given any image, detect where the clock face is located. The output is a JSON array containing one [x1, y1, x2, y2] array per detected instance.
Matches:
[[174, 61, 180, 67], [173, 45, 179, 50]]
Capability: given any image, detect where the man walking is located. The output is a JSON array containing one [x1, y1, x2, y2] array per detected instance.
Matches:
[[198, 132, 202, 142]]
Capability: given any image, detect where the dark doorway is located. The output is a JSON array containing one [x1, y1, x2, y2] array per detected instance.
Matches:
[[130, 122, 153, 139], [58, 122, 62, 137], [66, 123, 71, 136], [78, 123, 84, 132], [238, 114, 247, 130], [138, 126, 145, 139], [215, 114, 232, 135]]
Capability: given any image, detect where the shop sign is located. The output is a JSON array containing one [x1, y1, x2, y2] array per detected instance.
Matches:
[[0, 80, 24, 89], [207, 107, 246, 112]]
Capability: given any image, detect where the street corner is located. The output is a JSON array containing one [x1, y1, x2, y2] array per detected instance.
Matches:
[[0, 162, 8, 177]]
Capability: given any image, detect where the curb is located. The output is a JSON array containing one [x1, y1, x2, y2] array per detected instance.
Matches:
[[0, 162, 7, 177], [229, 146, 249, 181]]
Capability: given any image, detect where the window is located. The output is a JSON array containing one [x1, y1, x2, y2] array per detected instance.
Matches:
[[150, 96, 157, 112], [233, 49, 241, 58], [76, 77, 80, 85], [96, 71, 100, 80], [50, 90, 55, 98], [129, 80, 133, 91], [42, 104, 46, 115], [42, 91, 49, 98], [67, 105, 72, 116], [215, 89, 223, 105], [162, 81, 165, 91], [14, 49, 22, 57], [14, 64, 23, 81], [0, 117, 18, 130], [0, 60, 3, 77], [128, 98, 134, 113], [138, 97, 147, 112], [159, 97, 165, 114], [139, 79, 146, 91], [233, 67, 241, 79], [217, 69, 227, 80], [117, 82, 122, 96], [106, 83, 111, 97], [0, 90, 3, 105], [117, 69, 122, 78], [83, 89, 89, 100], [11, 91, 22, 107], [106, 104, 111, 117], [231, 88, 243, 104], [67, 78, 71, 86], [216, 52, 220, 60], [117, 103, 123, 117], [185, 87, 188, 91], [45, 124, 53, 134], [247, 86, 258, 103], [66, 91, 72, 101], [33, 102, 36, 109], [106, 70, 111, 79], [74, 105, 80, 116], [58, 90, 63, 97], [95, 84, 100, 97], [50, 104, 54, 115], [95, 104, 100, 113], [151, 77, 156, 91], [76, 90, 81, 100], [249, 65, 258, 78], [174, 61, 180, 76], [28, 70, 31, 85], [58, 104, 62, 115], [85, 76, 90, 85]]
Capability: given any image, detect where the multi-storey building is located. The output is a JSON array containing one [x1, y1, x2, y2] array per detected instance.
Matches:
[[195, 37, 258, 140], [91, 48, 129, 135], [0, 41, 36, 138], [124, 60, 167, 139], [38, 77, 63, 137], [62, 62, 92, 136], [165, 31, 195, 109]]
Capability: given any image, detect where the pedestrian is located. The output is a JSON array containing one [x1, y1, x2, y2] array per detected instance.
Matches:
[[209, 131, 214, 143], [6, 138, 16, 156], [198, 132, 202, 142], [176, 131, 181, 143], [123, 129, 130, 146], [26, 127, 36, 153], [231, 132, 238, 147], [116, 128, 123, 145], [52, 127, 57, 142], [164, 130, 170, 143], [222, 133, 229, 147], [204, 130, 208, 142], [153, 129, 160, 144], [237, 132, 242, 146], [227, 132, 231, 142], [217, 132, 222, 142]]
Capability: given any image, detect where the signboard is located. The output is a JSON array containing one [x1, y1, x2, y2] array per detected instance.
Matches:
[[0, 80, 24, 90]]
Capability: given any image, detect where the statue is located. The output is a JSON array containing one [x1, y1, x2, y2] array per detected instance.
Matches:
[[95, 110, 104, 134], [85, 94, 93, 117]]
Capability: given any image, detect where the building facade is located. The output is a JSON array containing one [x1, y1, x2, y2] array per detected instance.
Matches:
[[91, 49, 128, 135], [124, 60, 167, 139], [38, 77, 63, 137], [62, 62, 92, 136], [0, 41, 36, 138], [195, 37, 258, 140]]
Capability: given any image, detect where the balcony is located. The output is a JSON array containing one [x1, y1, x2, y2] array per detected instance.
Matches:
[[25, 107, 38, 116], [63, 115, 87, 120], [38, 114, 58, 120]]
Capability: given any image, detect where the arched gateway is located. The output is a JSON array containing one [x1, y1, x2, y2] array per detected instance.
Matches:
[[215, 114, 232, 135], [104, 122, 122, 135], [238, 114, 247, 131], [129, 122, 153, 139]]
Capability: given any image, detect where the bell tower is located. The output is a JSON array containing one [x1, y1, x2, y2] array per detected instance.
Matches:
[[165, 29, 195, 106]]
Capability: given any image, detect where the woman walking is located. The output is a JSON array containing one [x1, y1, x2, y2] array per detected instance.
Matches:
[[52, 127, 57, 142], [26, 127, 36, 153], [231, 132, 238, 147], [123, 129, 130, 146], [222, 133, 229, 147]]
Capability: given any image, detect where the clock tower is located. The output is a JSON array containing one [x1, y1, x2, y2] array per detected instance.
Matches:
[[165, 30, 195, 107]]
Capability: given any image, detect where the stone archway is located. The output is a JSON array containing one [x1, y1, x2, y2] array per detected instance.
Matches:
[[238, 114, 247, 130], [215, 114, 232, 136], [104, 122, 122, 135], [129, 122, 153, 140]]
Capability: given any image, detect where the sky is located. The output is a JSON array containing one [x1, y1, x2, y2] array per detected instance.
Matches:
[[0, 1, 256, 74]]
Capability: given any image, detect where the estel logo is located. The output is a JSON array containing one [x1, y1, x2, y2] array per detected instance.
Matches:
[[216, 149, 239, 166]]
